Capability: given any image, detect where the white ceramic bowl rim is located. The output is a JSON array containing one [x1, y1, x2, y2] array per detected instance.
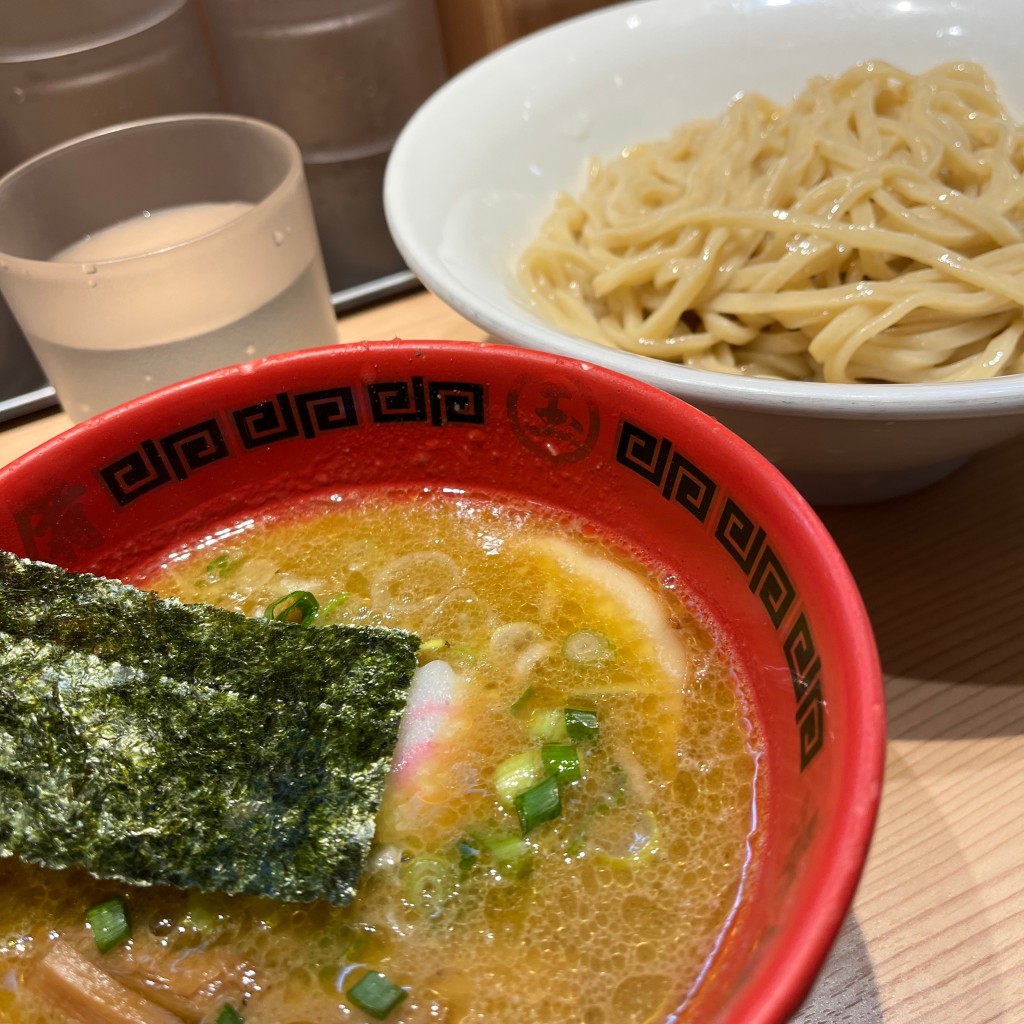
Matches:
[[385, 0, 1024, 422]]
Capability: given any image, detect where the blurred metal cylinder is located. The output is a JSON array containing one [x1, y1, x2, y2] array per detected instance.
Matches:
[[201, 0, 448, 292], [0, 0, 222, 174]]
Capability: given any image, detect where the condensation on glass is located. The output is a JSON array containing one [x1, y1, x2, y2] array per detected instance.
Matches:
[[0, 0, 223, 415]]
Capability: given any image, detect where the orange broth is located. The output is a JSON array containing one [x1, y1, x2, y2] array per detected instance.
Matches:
[[0, 490, 760, 1024]]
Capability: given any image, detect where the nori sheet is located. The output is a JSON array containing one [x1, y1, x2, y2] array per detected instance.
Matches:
[[0, 551, 420, 906]]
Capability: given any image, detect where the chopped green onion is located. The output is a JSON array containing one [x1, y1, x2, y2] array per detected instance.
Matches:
[[263, 590, 319, 626], [85, 897, 131, 953], [542, 743, 582, 785], [417, 637, 451, 664], [494, 748, 544, 806], [527, 707, 568, 743], [509, 684, 536, 717], [347, 970, 408, 1020], [215, 1006, 245, 1024], [473, 829, 533, 878], [563, 629, 614, 666], [320, 592, 350, 616], [515, 776, 561, 834], [456, 838, 479, 876], [565, 707, 600, 742], [434, 642, 477, 667], [183, 892, 221, 936], [400, 855, 456, 918], [204, 553, 234, 582]]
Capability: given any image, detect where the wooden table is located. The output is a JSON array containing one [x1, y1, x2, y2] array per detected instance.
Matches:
[[3, 290, 1022, 1022]]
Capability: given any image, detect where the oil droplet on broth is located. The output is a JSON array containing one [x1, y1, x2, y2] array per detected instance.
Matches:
[[612, 974, 673, 1024], [20, 496, 761, 1024]]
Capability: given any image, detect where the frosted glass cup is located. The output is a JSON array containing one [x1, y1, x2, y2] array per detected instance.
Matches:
[[0, 114, 339, 421]]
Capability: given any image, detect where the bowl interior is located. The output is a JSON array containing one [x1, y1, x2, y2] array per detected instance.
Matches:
[[384, 0, 1022, 412], [0, 341, 884, 1023]]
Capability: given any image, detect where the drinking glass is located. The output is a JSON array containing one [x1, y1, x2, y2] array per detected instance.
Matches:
[[0, 113, 339, 422]]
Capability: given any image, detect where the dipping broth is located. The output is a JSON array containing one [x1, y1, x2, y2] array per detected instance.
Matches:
[[0, 490, 761, 1024]]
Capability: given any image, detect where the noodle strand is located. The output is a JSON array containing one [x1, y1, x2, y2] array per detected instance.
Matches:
[[518, 61, 1024, 383]]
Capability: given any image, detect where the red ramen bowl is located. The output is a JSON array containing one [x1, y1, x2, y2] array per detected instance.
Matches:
[[0, 341, 884, 1023]]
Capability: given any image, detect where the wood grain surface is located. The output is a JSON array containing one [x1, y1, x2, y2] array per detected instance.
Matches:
[[3, 288, 1022, 1023]]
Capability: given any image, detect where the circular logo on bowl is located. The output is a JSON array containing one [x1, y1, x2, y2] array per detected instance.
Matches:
[[507, 374, 600, 463]]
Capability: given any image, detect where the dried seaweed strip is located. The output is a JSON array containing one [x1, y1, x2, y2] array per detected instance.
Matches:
[[0, 552, 420, 905]]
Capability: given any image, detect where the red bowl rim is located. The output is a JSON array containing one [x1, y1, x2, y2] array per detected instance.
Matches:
[[1, 339, 886, 1023]]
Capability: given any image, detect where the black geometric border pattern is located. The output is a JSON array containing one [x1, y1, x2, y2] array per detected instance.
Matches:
[[615, 419, 825, 771], [368, 377, 484, 426], [233, 388, 359, 449], [99, 423, 230, 507], [615, 420, 717, 522], [97, 378, 484, 506]]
